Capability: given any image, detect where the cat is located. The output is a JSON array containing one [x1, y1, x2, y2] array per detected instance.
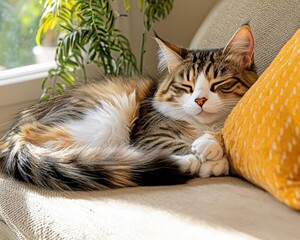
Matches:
[[0, 25, 258, 190]]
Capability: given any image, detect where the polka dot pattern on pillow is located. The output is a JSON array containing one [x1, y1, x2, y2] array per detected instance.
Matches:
[[222, 28, 300, 210]]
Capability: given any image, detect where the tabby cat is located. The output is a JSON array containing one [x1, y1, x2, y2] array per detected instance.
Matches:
[[0, 25, 257, 190]]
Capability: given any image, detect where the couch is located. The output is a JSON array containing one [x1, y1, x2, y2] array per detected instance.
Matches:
[[1, 0, 299, 239]]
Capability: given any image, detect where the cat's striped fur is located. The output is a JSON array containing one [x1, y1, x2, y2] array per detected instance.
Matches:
[[0, 25, 258, 190]]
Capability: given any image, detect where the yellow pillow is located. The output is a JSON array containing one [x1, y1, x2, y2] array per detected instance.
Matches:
[[223, 28, 300, 210]]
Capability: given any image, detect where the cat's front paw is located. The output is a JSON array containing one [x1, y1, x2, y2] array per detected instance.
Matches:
[[173, 154, 201, 175], [191, 133, 223, 162], [198, 157, 229, 178]]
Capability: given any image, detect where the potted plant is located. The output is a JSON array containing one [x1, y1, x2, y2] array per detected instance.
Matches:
[[36, 0, 174, 100]]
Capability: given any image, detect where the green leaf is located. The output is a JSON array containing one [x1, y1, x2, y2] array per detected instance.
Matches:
[[40, 86, 52, 102], [60, 72, 74, 86], [56, 82, 66, 92], [36, 27, 43, 46], [123, 0, 130, 11], [138, 0, 144, 11]]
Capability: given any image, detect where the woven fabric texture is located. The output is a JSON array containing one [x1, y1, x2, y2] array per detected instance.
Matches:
[[1, 173, 300, 240]]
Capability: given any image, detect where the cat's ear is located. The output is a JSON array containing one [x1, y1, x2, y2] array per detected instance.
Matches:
[[155, 34, 188, 73], [223, 25, 254, 69]]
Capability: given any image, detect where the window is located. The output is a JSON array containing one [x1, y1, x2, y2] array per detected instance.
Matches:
[[0, 0, 56, 71], [0, 0, 57, 135]]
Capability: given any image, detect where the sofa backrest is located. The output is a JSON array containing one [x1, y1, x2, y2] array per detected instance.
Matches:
[[190, 0, 300, 75]]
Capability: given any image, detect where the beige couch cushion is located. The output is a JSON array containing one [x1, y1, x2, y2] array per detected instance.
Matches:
[[0, 220, 15, 240], [190, 0, 300, 75], [1, 172, 300, 240]]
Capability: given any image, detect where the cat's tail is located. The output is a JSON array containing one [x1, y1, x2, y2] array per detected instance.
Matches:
[[0, 139, 190, 190]]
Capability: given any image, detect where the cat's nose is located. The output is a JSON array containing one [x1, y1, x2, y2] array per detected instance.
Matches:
[[194, 97, 207, 107]]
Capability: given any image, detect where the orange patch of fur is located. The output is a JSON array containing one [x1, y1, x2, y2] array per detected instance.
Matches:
[[110, 171, 136, 187], [20, 123, 74, 150], [80, 76, 153, 107]]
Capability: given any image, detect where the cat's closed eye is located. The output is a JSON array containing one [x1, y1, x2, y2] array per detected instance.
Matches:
[[181, 84, 193, 93], [171, 83, 193, 94], [209, 79, 237, 92], [219, 81, 237, 92]]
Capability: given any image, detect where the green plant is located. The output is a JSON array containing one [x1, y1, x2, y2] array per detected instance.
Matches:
[[37, 0, 173, 100]]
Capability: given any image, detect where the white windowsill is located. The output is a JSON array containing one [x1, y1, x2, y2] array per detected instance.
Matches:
[[0, 61, 56, 85]]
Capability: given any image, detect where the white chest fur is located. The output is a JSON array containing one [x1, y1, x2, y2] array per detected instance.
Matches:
[[64, 92, 139, 148]]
